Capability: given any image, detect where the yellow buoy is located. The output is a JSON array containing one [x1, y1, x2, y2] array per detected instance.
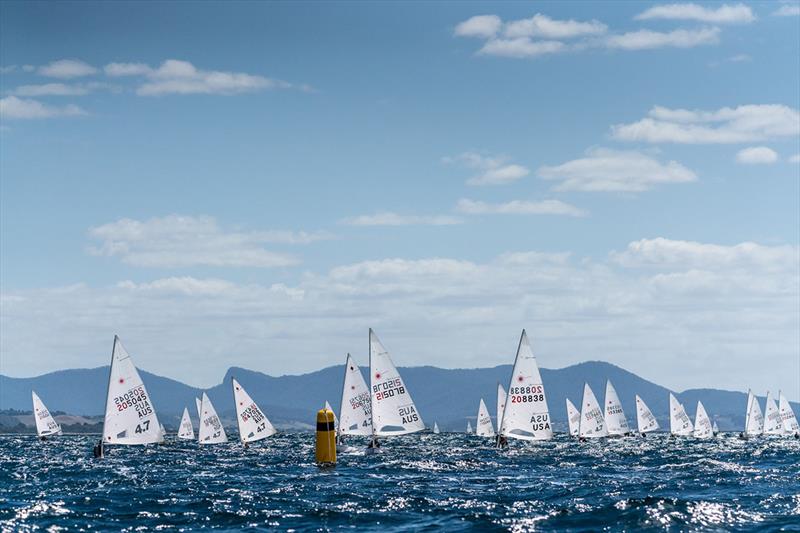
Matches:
[[315, 407, 336, 466]]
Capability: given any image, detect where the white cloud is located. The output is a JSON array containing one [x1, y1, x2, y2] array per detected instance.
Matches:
[[537, 148, 697, 192], [456, 198, 588, 217], [104, 62, 153, 76], [445, 152, 530, 185], [772, 4, 800, 16], [0, 65, 16, 74], [2, 238, 797, 396], [101, 59, 299, 96], [479, 38, 566, 58], [454, 15, 502, 38], [38, 59, 97, 79], [11, 83, 90, 97], [611, 104, 800, 144], [735, 146, 778, 164], [635, 3, 756, 24], [341, 212, 463, 226], [87, 215, 331, 268], [789, 153, 800, 163], [605, 27, 720, 50], [0, 96, 87, 119], [504, 13, 607, 39]]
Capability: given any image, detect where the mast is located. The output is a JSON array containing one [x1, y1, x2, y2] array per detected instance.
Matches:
[[337, 354, 350, 438], [499, 329, 525, 437], [99, 335, 118, 452]]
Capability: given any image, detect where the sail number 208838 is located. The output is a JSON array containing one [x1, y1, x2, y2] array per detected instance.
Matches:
[[509, 385, 544, 403]]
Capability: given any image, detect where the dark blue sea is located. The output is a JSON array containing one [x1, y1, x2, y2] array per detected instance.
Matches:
[[1, 433, 799, 531]]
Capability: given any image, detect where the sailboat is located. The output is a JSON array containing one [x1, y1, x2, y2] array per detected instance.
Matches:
[[94, 335, 162, 458], [195, 397, 202, 426], [763, 391, 784, 435], [693, 401, 713, 439], [744, 389, 763, 438], [712, 420, 720, 436], [368, 329, 424, 450], [158, 423, 167, 443], [337, 353, 372, 447], [604, 380, 631, 437], [198, 392, 227, 444], [778, 391, 800, 437], [466, 420, 473, 434], [433, 422, 440, 434], [178, 407, 195, 440], [475, 399, 494, 437], [635, 395, 659, 436], [579, 383, 608, 439], [669, 393, 693, 436], [232, 378, 276, 445], [496, 383, 507, 434], [325, 401, 339, 433], [566, 399, 580, 438], [31, 391, 62, 440], [499, 330, 552, 442]]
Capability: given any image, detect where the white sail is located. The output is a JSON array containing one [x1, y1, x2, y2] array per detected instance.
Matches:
[[604, 380, 630, 436], [178, 407, 194, 440], [433, 422, 440, 434], [669, 393, 693, 436], [102, 336, 162, 445], [693, 401, 713, 439], [195, 397, 202, 422], [763, 391, 784, 435], [712, 421, 719, 434], [744, 389, 763, 436], [476, 398, 495, 436], [369, 329, 424, 436], [566, 398, 580, 437], [198, 392, 227, 444], [466, 420, 473, 434], [497, 383, 507, 431], [31, 391, 61, 437], [635, 395, 659, 434], [232, 378, 276, 443], [579, 383, 608, 438], [338, 354, 372, 436], [325, 401, 339, 431], [499, 330, 553, 441], [778, 391, 799, 435]]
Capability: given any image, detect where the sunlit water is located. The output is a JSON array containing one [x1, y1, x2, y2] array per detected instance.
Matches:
[[1, 433, 798, 531]]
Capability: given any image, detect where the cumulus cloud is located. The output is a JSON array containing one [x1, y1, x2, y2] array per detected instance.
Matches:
[[87, 215, 331, 268], [444, 152, 530, 185], [0, 96, 87, 119], [773, 4, 800, 16], [479, 38, 566, 58], [102, 59, 301, 96], [789, 153, 800, 163], [11, 83, 89, 97], [605, 27, 720, 50], [503, 13, 607, 39], [341, 212, 463, 226], [456, 198, 588, 217], [611, 104, 800, 144], [1, 238, 797, 396], [537, 148, 697, 192], [38, 59, 97, 79], [454, 15, 502, 38], [735, 146, 778, 164], [635, 3, 756, 24]]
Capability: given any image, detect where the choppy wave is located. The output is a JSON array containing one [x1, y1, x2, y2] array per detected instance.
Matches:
[[1, 433, 798, 531]]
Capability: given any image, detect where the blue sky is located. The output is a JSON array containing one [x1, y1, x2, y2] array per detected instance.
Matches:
[[1, 1, 799, 399]]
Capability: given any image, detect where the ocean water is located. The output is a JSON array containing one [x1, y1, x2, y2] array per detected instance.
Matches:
[[1, 433, 799, 532]]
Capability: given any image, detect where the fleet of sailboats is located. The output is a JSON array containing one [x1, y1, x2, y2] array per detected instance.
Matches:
[[22, 331, 796, 455]]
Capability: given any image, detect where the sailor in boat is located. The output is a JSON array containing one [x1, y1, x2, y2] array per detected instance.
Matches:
[[40, 435, 47, 442], [367, 437, 380, 449], [93, 440, 104, 458], [495, 435, 508, 449]]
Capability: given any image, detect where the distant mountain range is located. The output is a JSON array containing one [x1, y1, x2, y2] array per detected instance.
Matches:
[[1, 361, 795, 433]]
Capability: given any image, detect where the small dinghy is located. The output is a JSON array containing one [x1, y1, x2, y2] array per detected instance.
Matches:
[[669, 393, 693, 437], [476, 398, 495, 437], [763, 391, 784, 436], [579, 383, 608, 440], [566, 399, 580, 438], [432, 422, 440, 434], [198, 392, 227, 445], [367, 329, 424, 452], [743, 389, 764, 439], [336, 353, 372, 452], [604, 380, 631, 437], [498, 330, 553, 445], [466, 420, 473, 434], [778, 391, 800, 437], [635, 395, 659, 436], [32, 391, 62, 440], [693, 401, 713, 439], [178, 407, 195, 440], [94, 336, 162, 458], [232, 378, 276, 446]]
